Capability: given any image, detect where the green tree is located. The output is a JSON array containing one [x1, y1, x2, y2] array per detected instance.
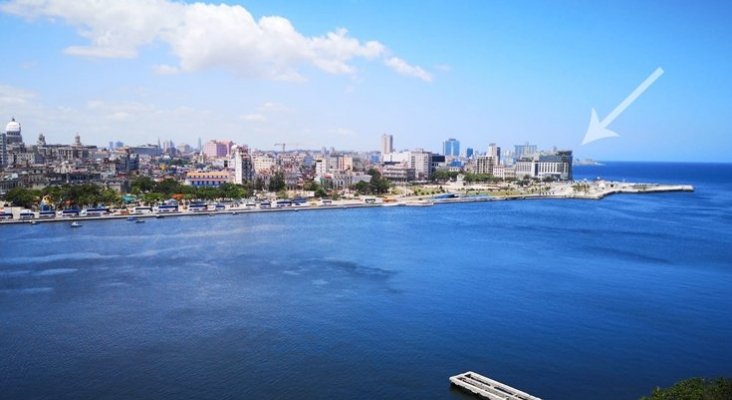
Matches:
[[131, 176, 155, 193], [431, 169, 459, 182], [155, 178, 183, 196], [303, 180, 321, 192], [5, 187, 40, 209], [254, 177, 265, 192], [353, 181, 371, 195], [640, 377, 732, 400], [218, 183, 249, 199], [268, 171, 286, 192]]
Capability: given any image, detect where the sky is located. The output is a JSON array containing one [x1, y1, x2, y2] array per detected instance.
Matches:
[[1, 0, 731, 162]]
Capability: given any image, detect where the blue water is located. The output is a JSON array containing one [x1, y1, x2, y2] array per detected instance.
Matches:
[[1, 162, 731, 400]]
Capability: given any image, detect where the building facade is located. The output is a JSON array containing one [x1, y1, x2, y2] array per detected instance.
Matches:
[[380, 134, 394, 157], [442, 138, 460, 157], [233, 146, 254, 184]]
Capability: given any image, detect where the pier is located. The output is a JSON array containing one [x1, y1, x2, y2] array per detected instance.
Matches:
[[449, 371, 542, 400]]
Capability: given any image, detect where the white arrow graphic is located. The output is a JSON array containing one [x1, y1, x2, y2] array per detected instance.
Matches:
[[582, 67, 664, 145]]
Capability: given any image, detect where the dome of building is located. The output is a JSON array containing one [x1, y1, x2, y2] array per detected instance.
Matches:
[[5, 117, 23, 145], [6, 117, 20, 134]]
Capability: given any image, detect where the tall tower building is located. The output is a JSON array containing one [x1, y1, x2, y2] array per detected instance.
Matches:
[[233, 145, 254, 184], [514, 142, 537, 161], [442, 138, 460, 157], [488, 143, 501, 166], [380, 134, 393, 156]]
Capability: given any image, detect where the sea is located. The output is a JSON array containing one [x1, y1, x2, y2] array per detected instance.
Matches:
[[1, 162, 731, 400]]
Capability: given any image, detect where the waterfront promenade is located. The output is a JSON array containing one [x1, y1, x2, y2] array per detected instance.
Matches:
[[0, 181, 693, 226]]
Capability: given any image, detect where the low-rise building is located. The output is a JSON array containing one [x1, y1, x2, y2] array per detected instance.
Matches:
[[185, 171, 232, 187]]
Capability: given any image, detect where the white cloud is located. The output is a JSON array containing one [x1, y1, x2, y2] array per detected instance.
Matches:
[[239, 101, 289, 123], [152, 64, 179, 75], [384, 57, 433, 82], [0, 84, 36, 106], [434, 63, 452, 72], [332, 127, 356, 137], [2, 0, 431, 82], [240, 113, 266, 122]]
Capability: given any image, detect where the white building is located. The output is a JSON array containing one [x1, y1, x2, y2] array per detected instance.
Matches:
[[253, 153, 276, 174], [409, 149, 432, 180], [380, 134, 393, 157]]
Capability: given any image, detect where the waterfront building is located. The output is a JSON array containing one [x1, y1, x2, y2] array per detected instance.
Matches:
[[515, 160, 535, 179], [380, 134, 394, 157], [409, 149, 432, 180], [536, 150, 573, 180], [185, 170, 232, 187], [382, 163, 415, 182], [492, 164, 516, 179], [476, 155, 497, 175], [442, 138, 460, 157], [233, 145, 254, 184]]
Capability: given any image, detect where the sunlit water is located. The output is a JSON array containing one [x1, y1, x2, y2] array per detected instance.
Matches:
[[2, 162, 731, 400]]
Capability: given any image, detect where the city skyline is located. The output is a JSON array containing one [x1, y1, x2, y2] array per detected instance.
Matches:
[[1, 1, 731, 162]]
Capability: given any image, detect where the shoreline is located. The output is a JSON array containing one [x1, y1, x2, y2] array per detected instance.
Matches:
[[0, 182, 694, 226]]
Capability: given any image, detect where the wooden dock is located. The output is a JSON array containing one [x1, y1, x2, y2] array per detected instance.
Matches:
[[450, 371, 542, 400]]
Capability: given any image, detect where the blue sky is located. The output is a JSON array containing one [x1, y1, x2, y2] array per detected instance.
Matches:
[[1, 0, 731, 161]]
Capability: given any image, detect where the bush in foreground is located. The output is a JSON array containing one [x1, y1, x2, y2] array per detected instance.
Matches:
[[641, 377, 732, 400]]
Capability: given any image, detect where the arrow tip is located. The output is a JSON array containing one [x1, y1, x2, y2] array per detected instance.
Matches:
[[582, 108, 620, 145]]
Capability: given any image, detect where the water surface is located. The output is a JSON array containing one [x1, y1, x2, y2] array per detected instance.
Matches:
[[1, 162, 731, 399]]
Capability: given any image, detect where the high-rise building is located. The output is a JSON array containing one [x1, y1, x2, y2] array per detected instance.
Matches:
[[514, 142, 537, 161], [380, 134, 393, 156], [442, 138, 460, 157], [488, 143, 501, 166], [233, 145, 254, 184], [409, 149, 432, 180], [466, 147, 474, 159]]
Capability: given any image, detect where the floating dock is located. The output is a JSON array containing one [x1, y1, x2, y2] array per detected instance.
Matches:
[[450, 371, 542, 400]]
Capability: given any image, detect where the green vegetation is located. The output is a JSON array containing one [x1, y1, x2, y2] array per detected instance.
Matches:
[[463, 173, 499, 183], [5, 185, 120, 209], [3, 178, 257, 209], [303, 180, 328, 198], [268, 171, 286, 192], [130, 177, 253, 202], [4, 187, 40, 209], [431, 170, 459, 182], [352, 168, 390, 195], [640, 377, 732, 400]]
